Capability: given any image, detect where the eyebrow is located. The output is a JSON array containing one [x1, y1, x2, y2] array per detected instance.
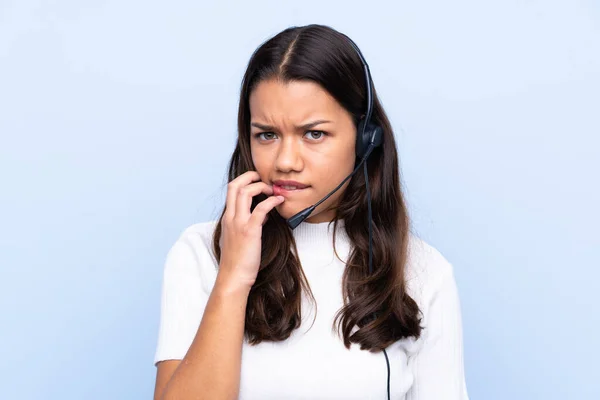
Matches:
[[250, 119, 332, 131]]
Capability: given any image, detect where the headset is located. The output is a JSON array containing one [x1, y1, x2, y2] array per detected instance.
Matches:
[[285, 35, 390, 400]]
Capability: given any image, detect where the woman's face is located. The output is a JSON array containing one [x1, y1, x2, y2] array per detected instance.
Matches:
[[249, 78, 357, 224]]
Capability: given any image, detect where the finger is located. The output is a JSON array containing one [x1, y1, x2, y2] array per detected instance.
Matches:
[[225, 171, 261, 219], [248, 195, 285, 228], [235, 181, 274, 221]]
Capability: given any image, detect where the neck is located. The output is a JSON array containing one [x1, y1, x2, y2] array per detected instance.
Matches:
[[292, 218, 347, 248]]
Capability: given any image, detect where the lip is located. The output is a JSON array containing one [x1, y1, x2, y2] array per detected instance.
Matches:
[[273, 180, 309, 189], [272, 180, 310, 197]]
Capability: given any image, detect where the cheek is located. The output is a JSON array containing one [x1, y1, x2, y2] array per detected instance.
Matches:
[[250, 144, 259, 168], [318, 143, 356, 174], [251, 148, 270, 179]]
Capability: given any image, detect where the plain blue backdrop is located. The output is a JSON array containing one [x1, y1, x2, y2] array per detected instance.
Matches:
[[1, 0, 598, 399]]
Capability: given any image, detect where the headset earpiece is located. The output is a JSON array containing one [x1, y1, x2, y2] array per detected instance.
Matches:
[[356, 119, 383, 160]]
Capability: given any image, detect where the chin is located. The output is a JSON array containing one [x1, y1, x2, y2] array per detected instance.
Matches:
[[274, 202, 302, 220]]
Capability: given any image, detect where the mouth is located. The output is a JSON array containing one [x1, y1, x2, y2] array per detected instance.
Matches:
[[273, 184, 310, 197]]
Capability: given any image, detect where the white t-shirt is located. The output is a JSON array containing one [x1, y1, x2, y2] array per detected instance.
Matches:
[[154, 219, 469, 400]]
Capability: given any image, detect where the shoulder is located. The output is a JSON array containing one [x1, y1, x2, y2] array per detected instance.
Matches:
[[162, 219, 220, 284], [404, 232, 456, 305], [174, 219, 219, 251]]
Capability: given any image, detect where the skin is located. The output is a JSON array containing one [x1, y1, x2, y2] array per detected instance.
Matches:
[[249, 78, 357, 223]]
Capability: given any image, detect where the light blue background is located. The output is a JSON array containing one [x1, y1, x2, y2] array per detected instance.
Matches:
[[1, 1, 598, 399]]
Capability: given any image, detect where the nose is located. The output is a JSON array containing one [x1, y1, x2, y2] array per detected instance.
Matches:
[[274, 135, 304, 172]]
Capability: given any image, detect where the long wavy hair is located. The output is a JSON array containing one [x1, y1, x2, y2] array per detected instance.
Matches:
[[211, 24, 423, 352]]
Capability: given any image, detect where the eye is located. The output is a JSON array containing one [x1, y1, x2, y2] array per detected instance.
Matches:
[[255, 132, 277, 141], [305, 130, 326, 140], [253, 130, 327, 142]]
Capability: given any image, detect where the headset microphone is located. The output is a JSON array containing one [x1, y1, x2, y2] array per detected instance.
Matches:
[[286, 143, 376, 229]]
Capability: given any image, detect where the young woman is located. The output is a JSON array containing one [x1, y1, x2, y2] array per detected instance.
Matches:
[[153, 24, 469, 400]]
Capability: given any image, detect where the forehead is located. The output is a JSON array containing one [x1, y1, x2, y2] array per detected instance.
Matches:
[[249, 79, 344, 120]]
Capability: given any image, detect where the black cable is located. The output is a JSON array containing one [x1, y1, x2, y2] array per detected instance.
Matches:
[[366, 159, 373, 276], [364, 160, 390, 400], [383, 348, 391, 400]]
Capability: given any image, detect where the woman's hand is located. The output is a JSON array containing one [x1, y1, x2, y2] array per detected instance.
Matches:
[[217, 171, 285, 290]]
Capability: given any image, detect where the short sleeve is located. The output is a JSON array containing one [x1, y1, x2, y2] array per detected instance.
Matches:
[[153, 234, 211, 366], [406, 265, 469, 400]]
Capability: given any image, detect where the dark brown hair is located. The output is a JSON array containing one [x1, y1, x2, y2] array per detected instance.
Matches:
[[212, 24, 422, 352]]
